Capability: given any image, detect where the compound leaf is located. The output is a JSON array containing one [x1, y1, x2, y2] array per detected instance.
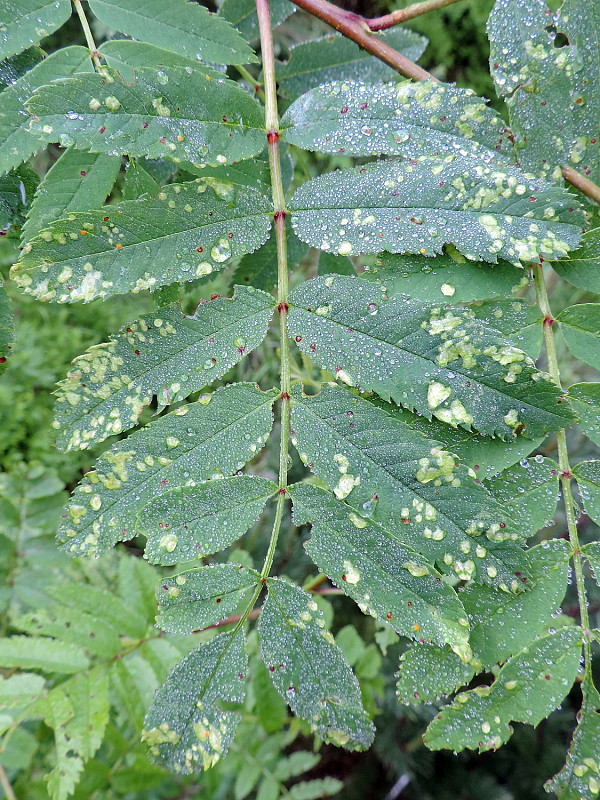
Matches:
[[26, 67, 265, 168], [156, 563, 260, 633], [291, 383, 530, 588], [290, 158, 583, 266], [288, 275, 572, 439], [258, 577, 375, 750], [58, 383, 277, 557], [137, 475, 279, 565], [396, 643, 475, 705], [569, 383, 600, 446], [557, 304, 600, 370], [573, 461, 600, 526], [54, 286, 275, 450], [0, 0, 71, 62], [289, 482, 471, 659], [22, 148, 121, 243], [423, 626, 582, 753], [12, 181, 271, 302], [142, 629, 247, 773], [88, 0, 256, 65], [552, 229, 600, 295]]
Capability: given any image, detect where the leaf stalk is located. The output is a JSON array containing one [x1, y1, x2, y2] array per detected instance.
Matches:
[[367, 0, 464, 31], [72, 0, 105, 74], [561, 166, 600, 207]]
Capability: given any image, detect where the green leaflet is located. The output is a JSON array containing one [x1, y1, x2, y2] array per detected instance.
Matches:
[[137, 475, 279, 565], [0, 46, 92, 175], [0, 673, 45, 708], [488, 0, 600, 185], [57, 383, 278, 558], [22, 149, 121, 243], [318, 251, 355, 277], [552, 228, 600, 295], [0, 634, 89, 673], [142, 629, 247, 773], [461, 539, 570, 669], [546, 675, 600, 800], [573, 461, 600, 526], [258, 577, 375, 750], [99, 40, 209, 80], [583, 543, 600, 588], [12, 181, 272, 302], [12, 605, 123, 657], [0, 46, 43, 89], [423, 626, 582, 753], [367, 251, 528, 304], [51, 582, 148, 639], [484, 457, 560, 534], [156, 563, 260, 633], [396, 644, 475, 705], [289, 158, 583, 266], [569, 383, 600, 446], [26, 67, 265, 168], [467, 297, 543, 360], [0, 0, 71, 62], [88, 0, 255, 65], [232, 223, 307, 293], [288, 275, 571, 439], [53, 286, 275, 450], [276, 29, 427, 101], [122, 159, 159, 201], [290, 384, 530, 589], [289, 483, 471, 659], [0, 164, 39, 238], [558, 304, 600, 370], [282, 79, 513, 161], [220, 0, 294, 41]]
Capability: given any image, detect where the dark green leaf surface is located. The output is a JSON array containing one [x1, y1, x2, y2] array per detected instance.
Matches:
[[569, 383, 600, 446], [291, 384, 530, 588], [546, 676, 600, 800], [57, 383, 277, 557], [142, 630, 247, 773], [276, 29, 427, 101], [574, 461, 600, 526], [88, 0, 255, 65], [424, 626, 582, 752], [367, 251, 528, 304], [484, 457, 560, 534], [0, 46, 92, 175], [289, 482, 471, 658], [138, 475, 279, 565], [0, 46, 43, 90], [0, 0, 71, 62], [258, 577, 375, 750], [396, 644, 475, 705], [12, 181, 272, 302], [283, 80, 512, 161], [0, 164, 38, 238], [583, 543, 600, 588], [461, 540, 570, 668], [53, 286, 275, 450], [290, 158, 583, 266], [557, 304, 600, 370], [99, 40, 213, 81], [220, 0, 294, 41], [22, 148, 121, 243], [0, 635, 89, 673], [27, 68, 265, 168], [552, 229, 600, 295], [122, 158, 159, 201], [156, 564, 260, 633], [288, 275, 572, 439], [232, 223, 307, 292], [467, 297, 543, 360]]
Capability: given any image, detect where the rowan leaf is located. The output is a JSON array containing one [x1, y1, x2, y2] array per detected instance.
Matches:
[[0, 635, 89, 673], [22, 148, 121, 243], [142, 629, 247, 773], [12, 605, 123, 657], [0, 0, 71, 62], [12, 180, 271, 302], [290, 383, 530, 588], [232, 224, 307, 293], [26, 67, 265, 168], [423, 626, 582, 753], [395, 644, 475, 705], [137, 475, 279, 565], [546, 675, 600, 800], [288, 275, 572, 439], [98, 39, 208, 80], [220, 0, 294, 42], [0, 673, 45, 708], [484, 457, 560, 534], [0, 46, 44, 90], [258, 577, 375, 750], [0, 164, 39, 238], [552, 229, 600, 295], [461, 539, 570, 669], [573, 461, 600, 526], [88, 0, 256, 65], [57, 383, 277, 557], [569, 383, 600, 446], [276, 29, 427, 101], [53, 286, 275, 450], [0, 45, 92, 175], [282, 79, 513, 161], [466, 297, 543, 360], [289, 482, 471, 659], [122, 158, 160, 201], [289, 158, 583, 266], [156, 563, 260, 633], [557, 304, 600, 370], [583, 543, 600, 588]]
